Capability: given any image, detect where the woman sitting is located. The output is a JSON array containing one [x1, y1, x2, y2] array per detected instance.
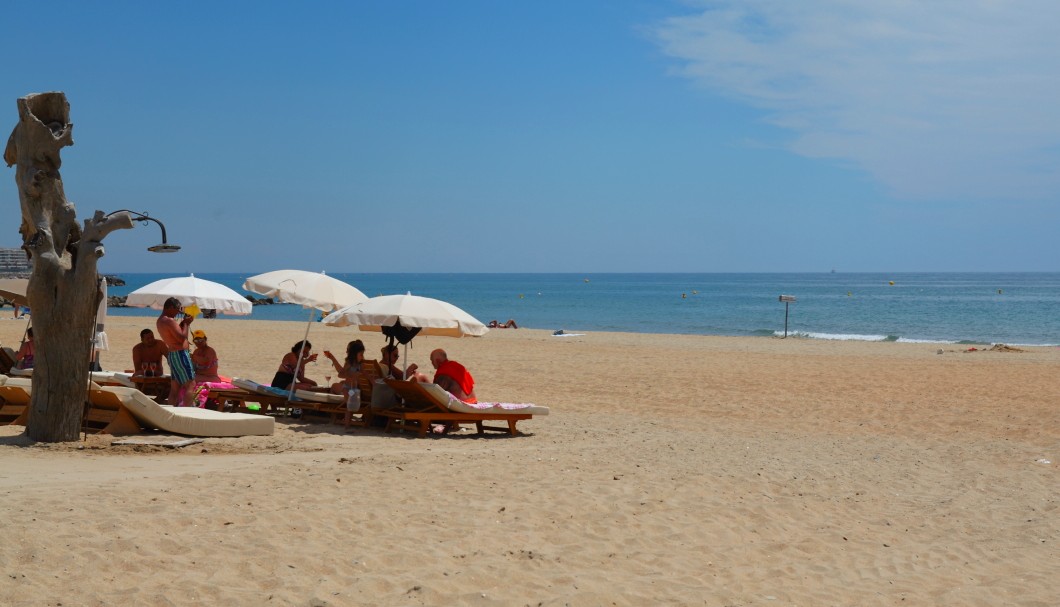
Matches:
[[190, 330, 221, 382], [15, 328, 34, 370], [270, 340, 318, 391], [323, 339, 365, 395]]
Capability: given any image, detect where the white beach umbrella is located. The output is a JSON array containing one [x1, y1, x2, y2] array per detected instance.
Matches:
[[0, 278, 29, 307], [242, 270, 368, 313], [0, 278, 32, 349], [322, 292, 488, 377], [126, 274, 253, 315], [243, 270, 369, 397], [93, 278, 109, 352]]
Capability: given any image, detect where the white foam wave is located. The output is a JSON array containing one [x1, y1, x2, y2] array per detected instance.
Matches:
[[775, 331, 890, 342], [895, 337, 958, 344]]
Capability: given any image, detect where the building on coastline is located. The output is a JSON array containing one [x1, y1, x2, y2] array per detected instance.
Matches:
[[0, 247, 31, 276]]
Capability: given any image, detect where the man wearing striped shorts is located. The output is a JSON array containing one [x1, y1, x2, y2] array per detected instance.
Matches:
[[156, 297, 196, 407]]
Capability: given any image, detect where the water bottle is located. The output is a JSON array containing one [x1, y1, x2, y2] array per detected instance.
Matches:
[[346, 387, 361, 411]]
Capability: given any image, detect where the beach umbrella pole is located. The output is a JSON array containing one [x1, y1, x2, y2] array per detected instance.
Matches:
[[286, 307, 313, 402]]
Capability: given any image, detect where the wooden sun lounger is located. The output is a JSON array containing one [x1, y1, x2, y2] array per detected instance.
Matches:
[[0, 380, 32, 426], [379, 380, 538, 438], [82, 388, 143, 436], [0, 347, 17, 375]]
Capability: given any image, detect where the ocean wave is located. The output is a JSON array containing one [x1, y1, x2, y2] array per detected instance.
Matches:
[[774, 330, 897, 342]]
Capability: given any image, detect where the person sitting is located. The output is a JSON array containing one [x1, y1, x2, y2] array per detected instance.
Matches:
[[322, 339, 365, 395], [15, 328, 35, 370], [132, 328, 167, 377], [488, 319, 518, 329], [270, 340, 318, 391], [417, 348, 477, 403], [379, 344, 411, 379], [190, 329, 220, 382]]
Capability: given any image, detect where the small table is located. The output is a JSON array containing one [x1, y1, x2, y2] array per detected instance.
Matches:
[[131, 375, 170, 401]]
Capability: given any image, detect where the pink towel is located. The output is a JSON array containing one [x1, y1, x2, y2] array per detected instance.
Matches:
[[192, 381, 238, 408]]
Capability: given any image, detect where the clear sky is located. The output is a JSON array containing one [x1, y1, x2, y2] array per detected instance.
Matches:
[[3, 1, 1057, 273]]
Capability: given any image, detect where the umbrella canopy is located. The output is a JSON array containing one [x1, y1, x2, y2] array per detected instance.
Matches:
[[126, 274, 252, 315], [322, 293, 488, 379], [322, 293, 489, 338], [0, 278, 29, 307], [243, 270, 368, 399], [242, 270, 368, 312]]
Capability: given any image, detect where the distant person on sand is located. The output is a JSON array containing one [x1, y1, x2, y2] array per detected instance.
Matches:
[[132, 328, 167, 376], [190, 329, 220, 382], [271, 340, 319, 391], [407, 348, 477, 403], [15, 327, 34, 370], [322, 339, 365, 394], [488, 319, 518, 329], [156, 297, 196, 407]]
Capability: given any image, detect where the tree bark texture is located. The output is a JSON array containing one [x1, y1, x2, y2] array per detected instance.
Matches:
[[5, 92, 132, 442]]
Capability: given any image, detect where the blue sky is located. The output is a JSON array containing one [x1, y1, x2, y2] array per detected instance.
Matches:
[[3, 1, 1057, 273]]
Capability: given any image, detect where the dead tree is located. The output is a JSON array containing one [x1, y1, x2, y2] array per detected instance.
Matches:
[[5, 92, 133, 442]]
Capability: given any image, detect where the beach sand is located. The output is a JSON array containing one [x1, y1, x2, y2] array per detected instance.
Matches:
[[0, 316, 1057, 606]]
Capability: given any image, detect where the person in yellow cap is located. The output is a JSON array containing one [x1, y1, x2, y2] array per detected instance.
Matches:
[[190, 329, 220, 382]]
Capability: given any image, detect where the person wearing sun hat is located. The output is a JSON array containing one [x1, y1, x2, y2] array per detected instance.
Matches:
[[190, 329, 220, 382]]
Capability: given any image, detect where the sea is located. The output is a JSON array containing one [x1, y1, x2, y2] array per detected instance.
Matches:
[[103, 272, 1060, 347]]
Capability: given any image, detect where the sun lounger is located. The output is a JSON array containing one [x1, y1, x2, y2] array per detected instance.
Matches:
[[0, 347, 17, 374], [380, 380, 548, 437], [226, 378, 341, 416], [88, 386, 274, 437], [89, 371, 138, 388], [0, 376, 32, 426]]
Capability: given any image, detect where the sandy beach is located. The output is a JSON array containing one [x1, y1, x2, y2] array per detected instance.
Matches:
[[0, 316, 1056, 606]]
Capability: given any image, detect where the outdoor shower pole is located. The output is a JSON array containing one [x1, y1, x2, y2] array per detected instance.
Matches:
[[779, 295, 797, 338]]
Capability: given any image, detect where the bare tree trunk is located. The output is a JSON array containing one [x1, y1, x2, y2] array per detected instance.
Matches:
[[5, 92, 133, 442]]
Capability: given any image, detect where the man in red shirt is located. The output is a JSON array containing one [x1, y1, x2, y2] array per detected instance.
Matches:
[[428, 348, 477, 403]]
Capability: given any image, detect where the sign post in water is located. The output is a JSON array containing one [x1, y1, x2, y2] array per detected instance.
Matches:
[[779, 295, 797, 338]]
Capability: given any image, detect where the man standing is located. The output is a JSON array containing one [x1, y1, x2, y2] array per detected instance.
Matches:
[[156, 297, 195, 407], [428, 348, 477, 403]]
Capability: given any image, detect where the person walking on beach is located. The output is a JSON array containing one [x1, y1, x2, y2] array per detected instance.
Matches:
[[156, 297, 196, 407]]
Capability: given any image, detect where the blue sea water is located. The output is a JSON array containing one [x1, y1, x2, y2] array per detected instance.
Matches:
[[104, 272, 1060, 346]]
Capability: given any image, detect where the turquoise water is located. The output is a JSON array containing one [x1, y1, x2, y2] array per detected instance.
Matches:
[[104, 273, 1060, 346]]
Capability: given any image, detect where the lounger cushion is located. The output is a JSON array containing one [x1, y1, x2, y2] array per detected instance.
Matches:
[[98, 386, 273, 437], [232, 378, 291, 398], [419, 383, 550, 415], [293, 389, 344, 404]]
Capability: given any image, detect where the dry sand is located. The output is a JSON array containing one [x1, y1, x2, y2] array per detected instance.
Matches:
[[0, 316, 1057, 606]]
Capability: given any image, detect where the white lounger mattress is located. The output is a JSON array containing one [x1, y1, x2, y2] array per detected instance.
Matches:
[[419, 383, 550, 415], [99, 386, 274, 437]]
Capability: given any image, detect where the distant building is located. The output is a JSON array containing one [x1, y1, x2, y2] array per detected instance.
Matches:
[[0, 247, 31, 275]]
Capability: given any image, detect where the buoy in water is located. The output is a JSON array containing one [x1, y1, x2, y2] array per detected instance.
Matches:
[[681, 293, 687, 299], [889, 281, 895, 285], [584, 278, 590, 283], [692, 290, 698, 295], [519, 294, 524, 299], [847, 292, 852, 297]]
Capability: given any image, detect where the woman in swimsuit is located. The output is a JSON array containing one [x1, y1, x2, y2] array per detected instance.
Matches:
[[15, 328, 34, 370], [323, 339, 365, 394], [190, 329, 221, 382], [270, 340, 318, 391]]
